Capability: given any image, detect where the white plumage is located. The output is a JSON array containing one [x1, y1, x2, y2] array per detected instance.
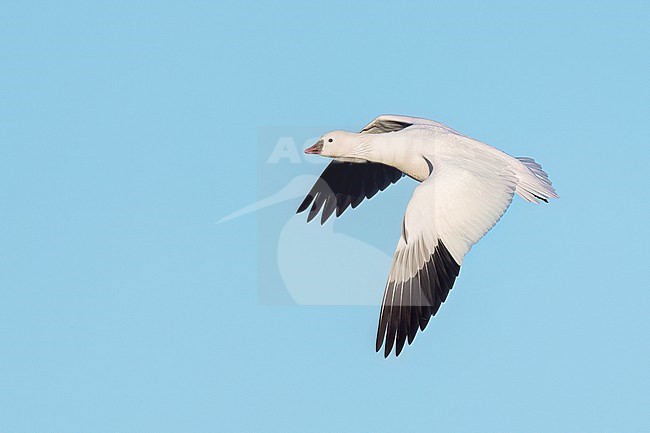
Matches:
[[298, 115, 558, 357]]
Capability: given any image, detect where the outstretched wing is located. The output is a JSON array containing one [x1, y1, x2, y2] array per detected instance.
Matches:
[[376, 155, 518, 357], [361, 114, 459, 135], [359, 115, 415, 134], [296, 161, 402, 224], [297, 115, 421, 224]]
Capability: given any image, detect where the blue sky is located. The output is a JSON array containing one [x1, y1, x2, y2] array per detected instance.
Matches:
[[1, 1, 649, 432]]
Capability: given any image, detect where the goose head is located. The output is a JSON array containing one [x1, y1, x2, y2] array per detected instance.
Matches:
[[305, 130, 364, 159]]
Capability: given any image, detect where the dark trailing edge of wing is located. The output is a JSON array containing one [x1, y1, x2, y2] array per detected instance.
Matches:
[[296, 161, 403, 224], [376, 240, 461, 358]]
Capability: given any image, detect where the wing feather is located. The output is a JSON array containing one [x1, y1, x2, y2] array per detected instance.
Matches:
[[376, 156, 517, 357]]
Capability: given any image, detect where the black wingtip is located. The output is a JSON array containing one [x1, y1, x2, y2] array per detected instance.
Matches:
[[384, 324, 396, 358], [296, 195, 313, 214], [320, 198, 336, 224], [374, 239, 462, 359], [297, 161, 403, 224], [306, 197, 323, 223]]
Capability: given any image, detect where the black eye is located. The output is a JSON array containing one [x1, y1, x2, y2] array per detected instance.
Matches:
[[328, 138, 333, 142]]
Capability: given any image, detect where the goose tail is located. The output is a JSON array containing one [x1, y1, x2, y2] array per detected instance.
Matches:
[[514, 157, 559, 203]]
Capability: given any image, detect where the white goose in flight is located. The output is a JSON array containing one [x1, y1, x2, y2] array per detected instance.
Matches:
[[297, 115, 558, 357]]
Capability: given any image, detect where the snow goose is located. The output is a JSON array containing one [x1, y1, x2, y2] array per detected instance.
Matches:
[[297, 115, 558, 357]]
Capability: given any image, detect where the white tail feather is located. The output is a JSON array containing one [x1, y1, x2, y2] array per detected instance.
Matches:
[[514, 157, 559, 203]]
